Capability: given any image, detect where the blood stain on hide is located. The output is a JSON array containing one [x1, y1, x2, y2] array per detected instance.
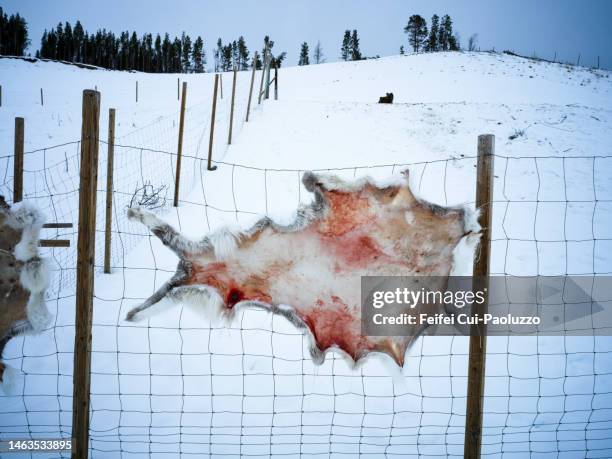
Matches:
[[317, 190, 373, 237], [299, 296, 374, 361], [226, 288, 244, 308]]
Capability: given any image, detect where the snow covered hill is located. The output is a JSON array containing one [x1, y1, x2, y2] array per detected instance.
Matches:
[[1, 51, 612, 458]]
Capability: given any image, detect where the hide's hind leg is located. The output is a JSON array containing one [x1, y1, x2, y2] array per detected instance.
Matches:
[[127, 208, 211, 257]]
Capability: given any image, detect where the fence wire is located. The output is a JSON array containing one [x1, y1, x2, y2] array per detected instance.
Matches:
[[1, 93, 611, 457]]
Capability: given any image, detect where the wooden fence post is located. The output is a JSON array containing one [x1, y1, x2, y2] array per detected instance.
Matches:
[[464, 134, 495, 459], [40, 88, 44, 106], [219, 73, 223, 99], [274, 63, 278, 101], [265, 54, 271, 100], [258, 45, 268, 105], [1, 85, 3, 107], [177, 78, 180, 100], [577, 53, 581, 66], [174, 82, 187, 207], [103, 108, 115, 274], [207, 74, 219, 171], [136, 80, 138, 102], [13, 117, 24, 203], [228, 68, 237, 145], [245, 52, 257, 122], [72, 89, 101, 459]]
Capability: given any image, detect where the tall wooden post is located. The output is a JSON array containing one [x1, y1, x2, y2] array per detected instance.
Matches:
[[265, 54, 271, 100], [464, 134, 495, 459], [72, 89, 101, 459], [245, 52, 257, 122], [207, 74, 219, 171], [228, 68, 237, 144], [174, 82, 187, 207], [274, 63, 278, 101], [177, 78, 180, 100], [135, 80, 138, 102], [219, 73, 223, 99], [40, 88, 44, 106], [13, 117, 24, 203], [103, 108, 115, 274], [1, 85, 3, 107], [258, 45, 268, 105]]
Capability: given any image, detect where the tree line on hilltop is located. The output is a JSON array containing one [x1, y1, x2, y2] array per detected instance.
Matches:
[[1, 9, 465, 72], [37, 22, 207, 72]]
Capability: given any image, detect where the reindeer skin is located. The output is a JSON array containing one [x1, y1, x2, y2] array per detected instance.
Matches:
[[126, 171, 479, 367]]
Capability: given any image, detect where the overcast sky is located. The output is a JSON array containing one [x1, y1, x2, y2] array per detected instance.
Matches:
[[3, 0, 612, 69]]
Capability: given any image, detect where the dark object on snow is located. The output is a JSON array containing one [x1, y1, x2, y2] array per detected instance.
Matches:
[[378, 93, 394, 104]]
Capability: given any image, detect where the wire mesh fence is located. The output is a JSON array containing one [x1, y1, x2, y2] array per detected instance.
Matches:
[[1, 95, 611, 457]]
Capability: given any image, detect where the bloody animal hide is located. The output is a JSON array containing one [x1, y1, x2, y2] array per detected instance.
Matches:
[[126, 171, 480, 367]]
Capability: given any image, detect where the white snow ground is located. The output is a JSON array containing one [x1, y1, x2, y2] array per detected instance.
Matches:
[[1, 51, 612, 458]]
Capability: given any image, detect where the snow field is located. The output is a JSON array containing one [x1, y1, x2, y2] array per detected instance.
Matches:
[[1, 51, 612, 457]]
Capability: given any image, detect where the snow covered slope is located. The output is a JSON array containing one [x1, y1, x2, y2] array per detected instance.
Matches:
[[1, 51, 612, 458]]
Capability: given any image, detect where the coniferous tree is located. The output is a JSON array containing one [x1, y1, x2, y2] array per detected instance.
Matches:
[[181, 32, 192, 72], [73, 21, 84, 61], [438, 15, 458, 51], [144, 33, 153, 71], [270, 51, 286, 68], [153, 34, 162, 72], [171, 37, 182, 72], [231, 40, 238, 68], [399, 45, 404, 55], [129, 31, 139, 69], [64, 22, 73, 60], [404, 15, 428, 53], [55, 23, 65, 60], [0, 8, 30, 56], [237, 36, 249, 70], [313, 40, 324, 64], [221, 43, 232, 71], [254, 51, 262, 69], [340, 30, 350, 61], [437, 15, 447, 51], [161, 33, 171, 72], [426, 14, 439, 51], [298, 42, 309, 65], [349, 29, 361, 60], [259, 35, 285, 69], [192, 36, 205, 73]]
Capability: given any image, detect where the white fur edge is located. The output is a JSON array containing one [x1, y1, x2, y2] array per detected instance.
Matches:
[[26, 292, 52, 332], [0, 364, 23, 395], [19, 257, 52, 294], [462, 204, 482, 234], [207, 227, 240, 261], [314, 172, 406, 192], [5, 201, 45, 230], [9, 201, 53, 333], [12, 203, 45, 262]]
